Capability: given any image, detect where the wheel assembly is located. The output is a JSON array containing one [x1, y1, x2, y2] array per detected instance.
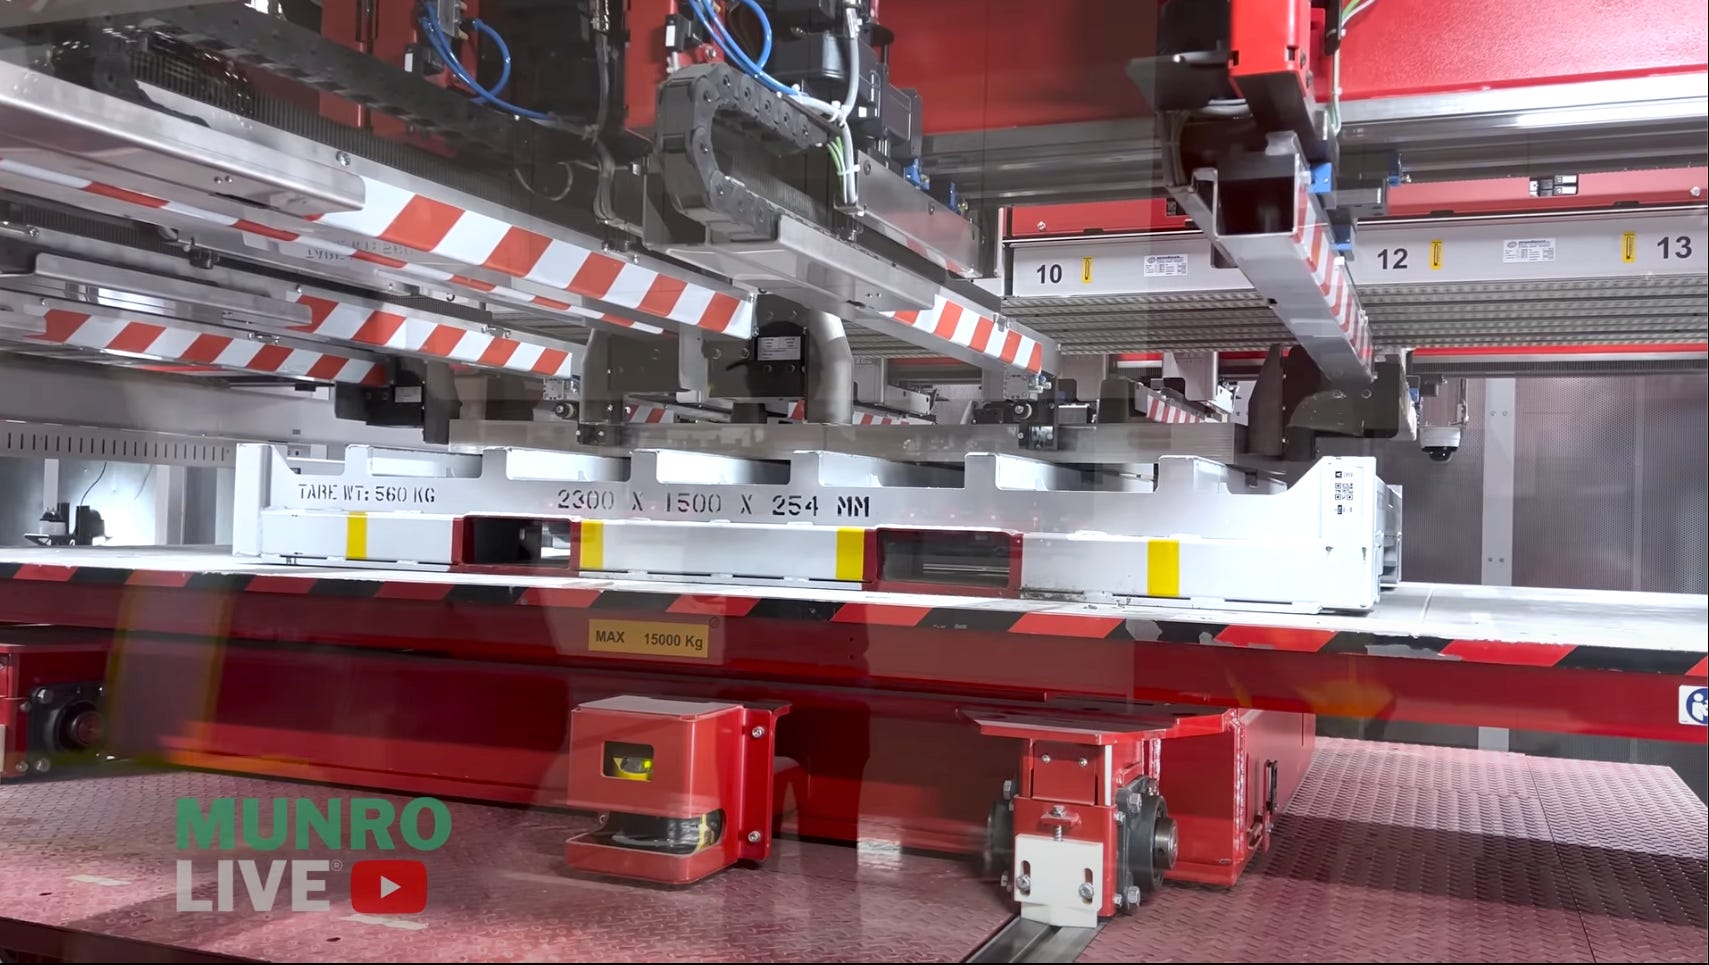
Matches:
[[982, 779, 1017, 880], [1114, 777, 1178, 913]]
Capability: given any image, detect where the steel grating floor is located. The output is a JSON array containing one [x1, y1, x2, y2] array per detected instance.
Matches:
[[1084, 739, 1709, 964], [0, 768, 1013, 963], [0, 739, 1703, 963]]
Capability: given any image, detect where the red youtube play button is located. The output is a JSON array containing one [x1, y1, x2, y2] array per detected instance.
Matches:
[[350, 860, 428, 914]]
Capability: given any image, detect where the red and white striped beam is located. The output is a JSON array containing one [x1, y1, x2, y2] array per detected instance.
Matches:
[[1134, 384, 1206, 424], [626, 403, 677, 424], [15, 307, 388, 385], [292, 290, 581, 380], [784, 401, 933, 425], [0, 153, 1065, 379], [1173, 148, 1374, 385], [0, 156, 752, 341], [881, 294, 1050, 375]]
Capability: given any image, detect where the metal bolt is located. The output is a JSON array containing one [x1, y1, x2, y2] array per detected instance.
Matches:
[[31, 758, 50, 774], [746, 830, 762, 843], [999, 871, 1011, 890], [1078, 757, 1088, 768], [1112, 890, 1123, 908], [1001, 778, 1017, 800], [1053, 825, 1064, 841], [1015, 873, 1032, 894], [1040, 754, 1051, 764], [1113, 809, 1126, 823], [31, 688, 52, 705], [750, 725, 766, 739], [12, 761, 27, 774], [1050, 804, 1067, 816], [1036, 221, 1047, 231], [1124, 884, 1142, 908], [1693, 186, 1703, 198], [1077, 882, 1095, 902], [335, 151, 351, 166]]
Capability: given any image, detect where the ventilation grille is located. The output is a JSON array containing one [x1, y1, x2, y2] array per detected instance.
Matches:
[[0, 425, 235, 467]]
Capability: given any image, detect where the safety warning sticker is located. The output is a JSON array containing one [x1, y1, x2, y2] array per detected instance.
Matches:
[[1681, 685, 1708, 726]]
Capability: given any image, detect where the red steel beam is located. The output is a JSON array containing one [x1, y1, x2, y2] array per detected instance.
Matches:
[[0, 572, 1699, 743]]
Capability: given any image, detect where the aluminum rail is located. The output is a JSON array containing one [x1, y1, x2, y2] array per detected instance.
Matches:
[[448, 419, 1254, 467], [0, 61, 1062, 377], [924, 74, 1709, 206]]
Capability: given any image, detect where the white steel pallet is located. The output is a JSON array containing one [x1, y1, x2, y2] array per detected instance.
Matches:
[[236, 444, 1401, 613]]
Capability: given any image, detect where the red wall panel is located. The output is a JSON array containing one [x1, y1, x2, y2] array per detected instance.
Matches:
[[879, 0, 1707, 135]]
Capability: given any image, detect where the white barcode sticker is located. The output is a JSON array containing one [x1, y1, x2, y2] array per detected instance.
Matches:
[[1502, 238, 1556, 263], [1144, 254, 1189, 277]]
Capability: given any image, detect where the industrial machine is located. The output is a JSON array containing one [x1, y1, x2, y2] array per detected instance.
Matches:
[[0, 0, 1704, 961]]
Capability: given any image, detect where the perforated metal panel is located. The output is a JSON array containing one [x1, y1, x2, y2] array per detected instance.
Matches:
[[1513, 378, 1641, 591], [1637, 374, 1709, 593], [0, 425, 234, 468]]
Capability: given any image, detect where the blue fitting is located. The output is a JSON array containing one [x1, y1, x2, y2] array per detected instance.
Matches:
[[904, 159, 929, 190], [1329, 219, 1355, 253], [1310, 162, 1334, 196]]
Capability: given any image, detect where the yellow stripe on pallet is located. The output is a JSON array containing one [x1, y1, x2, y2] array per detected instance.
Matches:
[[580, 519, 605, 571], [835, 527, 867, 582], [344, 512, 368, 561], [1146, 538, 1180, 598]]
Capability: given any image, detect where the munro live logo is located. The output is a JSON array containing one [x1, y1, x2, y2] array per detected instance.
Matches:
[[175, 797, 449, 914]]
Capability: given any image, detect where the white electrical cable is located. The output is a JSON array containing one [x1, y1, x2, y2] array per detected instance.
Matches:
[[839, 8, 862, 200], [833, 6, 861, 125]]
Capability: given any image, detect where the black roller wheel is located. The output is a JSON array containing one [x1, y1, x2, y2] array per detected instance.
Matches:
[[982, 796, 1015, 881], [1115, 779, 1178, 912]]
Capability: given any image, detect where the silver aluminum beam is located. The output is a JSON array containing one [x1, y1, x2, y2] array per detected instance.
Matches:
[[448, 418, 1255, 468], [982, 208, 1709, 357], [1336, 73, 1709, 180], [0, 353, 428, 448], [1166, 135, 1374, 384], [924, 74, 1709, 206], [0, 60, 362, 216]]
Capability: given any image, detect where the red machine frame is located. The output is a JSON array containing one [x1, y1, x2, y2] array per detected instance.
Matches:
[[621, 0, 1707, 138], [0, 551, 1699, 907], [0, 620, 1314, 907]]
